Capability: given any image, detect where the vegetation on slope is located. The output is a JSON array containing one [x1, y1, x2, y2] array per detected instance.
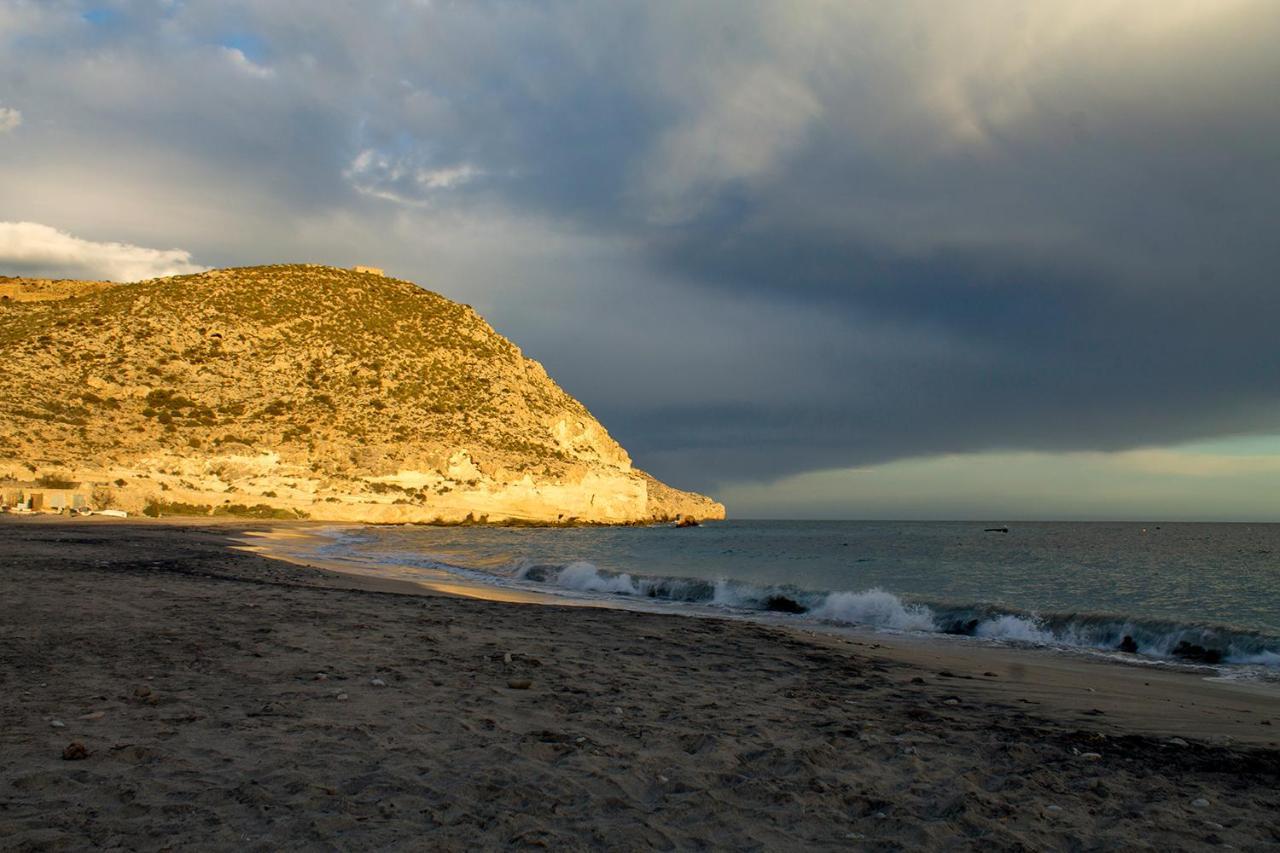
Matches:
[[0, 265, 615, 477]]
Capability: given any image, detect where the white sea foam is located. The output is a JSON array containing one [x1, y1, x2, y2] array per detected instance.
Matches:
[[1228, 649, 1280, 667], [973, 614, 1056, 644], [556, 561, 639, 595], [810, 589, 937, 631]]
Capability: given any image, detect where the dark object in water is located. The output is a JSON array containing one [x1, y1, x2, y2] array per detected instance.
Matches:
[[1118, 635, 1139, 654], [519, 564, 556, 582], [984, 527, 1009, 533], [1171, 641, 1223, 665], [762, 595, 807, 614], [942, 619, 980, 636], [674, 516, 700, 528]]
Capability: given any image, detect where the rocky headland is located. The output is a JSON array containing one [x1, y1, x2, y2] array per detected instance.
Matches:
[[0, 265, 723, 524]]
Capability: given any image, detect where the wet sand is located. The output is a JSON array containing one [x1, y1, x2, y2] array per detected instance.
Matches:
[[1, 518, 1278, 850]]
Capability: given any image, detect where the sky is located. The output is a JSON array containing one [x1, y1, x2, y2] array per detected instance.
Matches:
[[1, 0, 1278, 520]]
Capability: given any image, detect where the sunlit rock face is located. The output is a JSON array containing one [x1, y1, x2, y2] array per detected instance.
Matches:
[[0, 264, 724, 524]]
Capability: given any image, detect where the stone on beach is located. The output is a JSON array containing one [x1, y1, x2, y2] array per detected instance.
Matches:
[[507, 679, 533, 690], [61, 742, 89, 761], [370, 678, 387, 687]]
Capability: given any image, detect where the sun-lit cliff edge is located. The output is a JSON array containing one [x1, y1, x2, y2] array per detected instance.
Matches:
[[0, 265, 724, 524]]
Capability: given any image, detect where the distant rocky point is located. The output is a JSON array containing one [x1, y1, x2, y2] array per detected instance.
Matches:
[[0, 265, 724, 524]]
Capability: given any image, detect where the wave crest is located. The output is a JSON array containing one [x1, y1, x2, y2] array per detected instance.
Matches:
[[509, 560, 1279, 668], [811, 589, 937, 631]]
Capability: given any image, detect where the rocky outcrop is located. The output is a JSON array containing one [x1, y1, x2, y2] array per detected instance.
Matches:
[[0, 264, 724, 524]]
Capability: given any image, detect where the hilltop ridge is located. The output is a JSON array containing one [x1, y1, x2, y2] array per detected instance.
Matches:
[[0, 264, 724, 523]]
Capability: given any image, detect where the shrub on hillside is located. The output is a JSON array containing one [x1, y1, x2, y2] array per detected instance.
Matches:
[[213, 503, 308, 519], [143, 500, 213, 517]]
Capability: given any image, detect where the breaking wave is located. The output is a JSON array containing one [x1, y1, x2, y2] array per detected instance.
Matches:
[[511, 560, 1280, 668]]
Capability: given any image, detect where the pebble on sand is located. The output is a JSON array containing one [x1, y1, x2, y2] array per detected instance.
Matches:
[[370, 678, 387, 687], [1191, 798, 1211, 809], [1079, 752, 1103, 761], [1044, 805, 1064, 814], [62, 742, 89, 761], [335, 693, 350, 702], [507, 679, 533, 690], [49, 720, 65, 728], [1168, 737, 1190, 747]]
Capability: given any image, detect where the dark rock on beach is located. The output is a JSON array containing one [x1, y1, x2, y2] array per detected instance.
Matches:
[[61, 742, 89, 761]]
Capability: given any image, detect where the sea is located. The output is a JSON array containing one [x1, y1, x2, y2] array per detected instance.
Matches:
[[294, 520, 1280, 678]]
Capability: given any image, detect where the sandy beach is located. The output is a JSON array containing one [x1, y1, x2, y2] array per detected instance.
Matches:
[[2, 519, 1278, 851]]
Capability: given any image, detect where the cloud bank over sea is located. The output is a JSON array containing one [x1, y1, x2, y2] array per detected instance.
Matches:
[[1, 1, 1277, 514]]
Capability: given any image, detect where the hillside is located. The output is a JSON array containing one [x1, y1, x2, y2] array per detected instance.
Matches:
[[0, 276, 116, 303], [0, 265, 724, 523]]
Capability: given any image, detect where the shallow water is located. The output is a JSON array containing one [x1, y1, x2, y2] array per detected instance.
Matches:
[[306, 520, 1280, 672]]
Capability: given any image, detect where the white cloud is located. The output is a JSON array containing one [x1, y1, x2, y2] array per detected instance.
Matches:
[[219, 46, 275, 79], [417, 164, 480, 190], [345, 148, 481, 205], [0, 222, 207, 282], [641, 66, 821, 223], [0, 107, 21, 134], [894, 0, 1263, 149]]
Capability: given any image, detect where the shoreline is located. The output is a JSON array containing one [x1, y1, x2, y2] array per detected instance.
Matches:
[[2, 517, 1278, 849], [240, 521, 1280, 748]]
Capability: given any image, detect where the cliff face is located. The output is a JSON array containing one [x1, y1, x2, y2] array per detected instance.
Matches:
[[0, 265, 724, 523]]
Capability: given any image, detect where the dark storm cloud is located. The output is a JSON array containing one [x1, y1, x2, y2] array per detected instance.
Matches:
[[2, 1, 1279, 497]]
